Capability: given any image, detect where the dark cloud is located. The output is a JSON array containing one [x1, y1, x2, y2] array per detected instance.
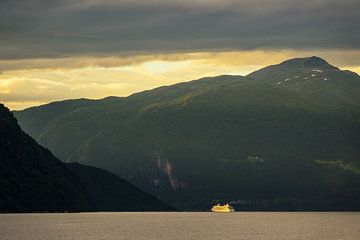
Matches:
[[0, 0, 359, 59]]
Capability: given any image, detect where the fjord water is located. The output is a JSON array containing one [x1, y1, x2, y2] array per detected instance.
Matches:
[[1, 212, 359, 240]]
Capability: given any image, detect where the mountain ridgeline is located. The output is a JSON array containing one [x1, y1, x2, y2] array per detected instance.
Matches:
[[0, 104, 174, 212], [15, 57, 360, 210], [0, 104, 93, 212], [66, 163, 175, 211]]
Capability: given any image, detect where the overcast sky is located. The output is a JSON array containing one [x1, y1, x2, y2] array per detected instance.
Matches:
[[0, 0, 359, 109], [1, 0, 359, 59]]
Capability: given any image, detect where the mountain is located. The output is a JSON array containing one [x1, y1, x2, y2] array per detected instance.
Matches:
[[0, 104, 94, 212], [14, 57, 360, 210], [248, 56, 360, 114], [66, 163, 175, 211], [0, 104, 174, 212]]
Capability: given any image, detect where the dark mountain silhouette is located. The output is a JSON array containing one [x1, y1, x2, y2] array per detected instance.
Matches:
[[66, 163, 175, 211], [0, 104, 94, 212], [0, 104, 174, 212], [14, 57, 360, 210]]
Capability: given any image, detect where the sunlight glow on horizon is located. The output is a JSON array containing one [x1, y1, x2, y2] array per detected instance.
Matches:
[[1, 50, 360, 110]]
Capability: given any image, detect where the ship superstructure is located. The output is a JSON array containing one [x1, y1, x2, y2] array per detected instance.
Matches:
[[211, 203, 235, 212]]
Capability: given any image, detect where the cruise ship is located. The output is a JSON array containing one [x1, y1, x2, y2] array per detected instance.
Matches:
[[211, 203, 235, 213]]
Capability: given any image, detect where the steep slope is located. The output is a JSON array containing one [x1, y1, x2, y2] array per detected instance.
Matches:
[[0, 104, 94, 212], [67, 163, 175, 211], [0, 103, 174, 212], [14, 57, 360, 210]]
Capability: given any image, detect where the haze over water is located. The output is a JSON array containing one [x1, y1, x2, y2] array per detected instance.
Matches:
[[1, 212, 359, 240]]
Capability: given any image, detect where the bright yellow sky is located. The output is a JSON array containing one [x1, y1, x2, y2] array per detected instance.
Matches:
[[1, 50, 359, 110]]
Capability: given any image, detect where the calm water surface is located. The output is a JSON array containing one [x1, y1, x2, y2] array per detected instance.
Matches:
[[1, 212, 359, 240]]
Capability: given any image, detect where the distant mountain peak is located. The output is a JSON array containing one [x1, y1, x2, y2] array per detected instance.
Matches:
[[280, 56, 337, 70], [247, 56, 360, 87], [304, 56, 333, 68]]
